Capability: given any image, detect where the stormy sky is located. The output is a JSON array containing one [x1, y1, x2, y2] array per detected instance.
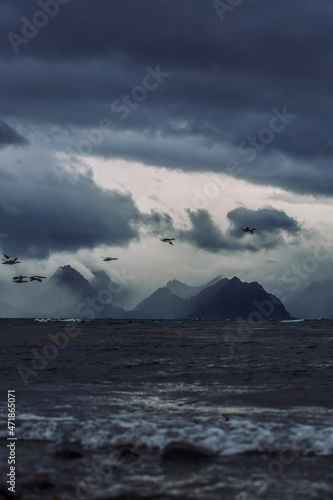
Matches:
[[1, 0, 333, 311]]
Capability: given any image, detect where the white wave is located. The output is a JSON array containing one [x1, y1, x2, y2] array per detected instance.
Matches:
[[280, 319, 305, 323], [34, 318, 82, 322], [12, 413, 333, 457]]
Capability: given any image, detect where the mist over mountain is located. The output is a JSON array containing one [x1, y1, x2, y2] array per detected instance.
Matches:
[[0, 298, 30, 318], [286, 280, 333, 319], [90, 269, 133, 308], [21, 265, 131, 319], [1, 266, 291, 320], [21, 265, 94, 317]]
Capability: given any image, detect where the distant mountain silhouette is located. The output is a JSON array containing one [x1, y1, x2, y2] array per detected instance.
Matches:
[[134, 287, 185, 319], [24, 265, 133, 319], [166, 276, 222, 299], [186, 276, 290, 320], [48, 264, 96, 298], [286, 280, 333, 319], [135, 276, 291, 320], [15, 266, 291, 320]]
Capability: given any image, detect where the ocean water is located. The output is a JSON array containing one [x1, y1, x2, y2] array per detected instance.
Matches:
[[0, 318, 333, 499]]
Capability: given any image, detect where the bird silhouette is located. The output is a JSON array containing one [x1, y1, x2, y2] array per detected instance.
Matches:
[[242, 227, 256, 234], [2, 255, 21, 265], [13, 275, 28, 283], [160, 238, 175, 245]]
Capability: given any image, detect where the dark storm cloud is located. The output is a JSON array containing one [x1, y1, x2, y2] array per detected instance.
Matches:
[[227, 207, 302, 237], [0, 157, 175, 259], [179, 209, 238, 253], [1, 0, 333, 195], [141, 211, 174, 237], [0, 121, 28, 149], [0, 174, 138, 259], [179, 207, 302, 253]]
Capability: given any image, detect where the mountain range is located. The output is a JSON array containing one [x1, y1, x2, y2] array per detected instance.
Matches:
[[135, 276, 291, 320], [0, 265, 292, 320], [20, 265, 138, 319]]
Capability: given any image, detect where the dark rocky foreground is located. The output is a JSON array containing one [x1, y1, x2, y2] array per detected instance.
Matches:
[[0, 318, 333, 499]]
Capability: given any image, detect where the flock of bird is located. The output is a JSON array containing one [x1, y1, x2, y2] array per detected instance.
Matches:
[[2, 227, 256, 284], [13, 275, 46, 283], [2, 255, 47, 284]]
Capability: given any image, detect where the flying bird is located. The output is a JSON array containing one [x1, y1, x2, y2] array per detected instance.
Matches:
[[13, 276, 28, 283], [2, 255, 21, 265], [242, 227, 256, 234], [30, 276, 47, 282], [101, 257, 118, 261], [160, 238, 175, 245]]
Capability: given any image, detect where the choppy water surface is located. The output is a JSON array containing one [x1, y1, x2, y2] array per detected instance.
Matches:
[[1, 318, 333, 499]]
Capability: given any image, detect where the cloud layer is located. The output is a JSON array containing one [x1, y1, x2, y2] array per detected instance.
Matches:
[[1, 0, 332, 196], [0, 120, 27, 149], [179, 207, 302, 253]]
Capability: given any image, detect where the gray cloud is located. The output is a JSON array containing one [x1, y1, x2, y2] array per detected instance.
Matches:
[[0, 121, 27, 149], [141, 210, 174, 237], [0, 0, 333, 197], [227, 206, 302, 237], [179, 207, 302, 253], [179, 209, 236, 253], [0, 155, 175, 259]]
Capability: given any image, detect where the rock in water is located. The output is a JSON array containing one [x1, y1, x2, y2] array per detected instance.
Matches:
[[161, 441, 215, 463]]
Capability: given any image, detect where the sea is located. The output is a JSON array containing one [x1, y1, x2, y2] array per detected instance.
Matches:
[[0, 317, 333, 500]]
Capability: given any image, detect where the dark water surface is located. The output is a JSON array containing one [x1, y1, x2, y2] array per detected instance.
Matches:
[[1, 318, 333, 499]]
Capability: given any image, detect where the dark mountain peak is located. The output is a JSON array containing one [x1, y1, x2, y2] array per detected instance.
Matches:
[[47, 265, 97, 300], [22, 265, 134, 319], [135, 286, 178, 308], [135, 286, 184, 318], [51, 265, 86, 284], [135, 275, 291, 320], [54, 264, 75, 275], [166, 275, 223, 299], [167, 279, 186, 287], [188, 276, 291, 320]]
